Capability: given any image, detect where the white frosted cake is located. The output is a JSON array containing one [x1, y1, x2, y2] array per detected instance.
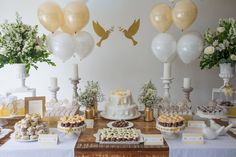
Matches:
[[102, 90, 140, 120]]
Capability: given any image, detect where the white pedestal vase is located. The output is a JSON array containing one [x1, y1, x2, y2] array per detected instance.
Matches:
[[7, 64, 36, 96], [219, 63, 235, 88], [212, 63, 236, 103]]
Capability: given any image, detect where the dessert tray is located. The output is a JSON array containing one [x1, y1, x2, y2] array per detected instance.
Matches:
[[196, 105, 227, 119], [10, 133, 38, 142], [57, 122, 86, 135], [94, 128, 144, 144], [156, 123, 185, 133], [107, 120, 134, 129], [100, 111, 141, 121], [12, 114, 49, 142], [57, 114, 86, 137]]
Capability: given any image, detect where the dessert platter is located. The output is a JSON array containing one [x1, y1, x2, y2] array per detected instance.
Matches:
[[101, 90, 141, 120], [107, 120, 134, 128], [12, 114, 49, 142], [196, 104, 227, 119], [156, 115, 185, 139], [57, 114, 86, 136], [218, 101, 236, 117], [94, 128, 144, 144]]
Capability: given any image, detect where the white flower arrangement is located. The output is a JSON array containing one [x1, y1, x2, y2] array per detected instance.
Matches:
[[78, 81, 104, 107], [200, 18, 236, 69], [0, 13, 55, 73], [138, 80, 160, 108]]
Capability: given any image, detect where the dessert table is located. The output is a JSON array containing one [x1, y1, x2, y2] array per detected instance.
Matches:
[[1, 116, 236, 157], [0, 128, 77, 157], [76, 114, 169, 157], [0, 115, 169, 157]]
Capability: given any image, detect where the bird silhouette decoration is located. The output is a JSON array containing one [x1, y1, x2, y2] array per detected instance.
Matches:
[[93, 21, 114, 47], [119, 19, 140, 46]]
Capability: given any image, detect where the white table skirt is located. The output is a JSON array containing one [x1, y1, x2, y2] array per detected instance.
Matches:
[[0, 128, 77, 157], [166, 134, 236, 157]]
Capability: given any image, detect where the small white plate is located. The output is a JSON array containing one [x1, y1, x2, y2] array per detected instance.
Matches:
[[0, 129, 12, 140], [107, 121, 134, 129]]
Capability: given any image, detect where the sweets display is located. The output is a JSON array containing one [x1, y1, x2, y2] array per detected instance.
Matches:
[[219, 101, 234, 107], [99, 128, 139, 142], [196, 104, 227, 119], [102, 90, 141, 120], [13, 114, 49, 141], [112, 120, 129, 128], [59, 114, 85, 128], [157, 115, 185, 127]]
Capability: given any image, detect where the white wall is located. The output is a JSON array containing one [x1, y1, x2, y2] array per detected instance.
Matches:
[[0, 0, 235, 109]]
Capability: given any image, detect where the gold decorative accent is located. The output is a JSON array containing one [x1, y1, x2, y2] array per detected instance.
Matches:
[[119, 19, 140, 46], [85, 106, 95, 119], [224, 84, 233, 97], [25, 96, 46, 118], [92, 21, 114, 47], [144, 106, 154, 122]]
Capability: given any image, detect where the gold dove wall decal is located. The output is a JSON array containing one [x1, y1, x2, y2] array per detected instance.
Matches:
[[92, 21, 114, 47], [92, 19, 141, 47], [119, 19, 140, 46]]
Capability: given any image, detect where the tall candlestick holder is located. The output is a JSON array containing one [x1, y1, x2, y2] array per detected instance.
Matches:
[[48, 86, 60, 102], [70, 78, 80, 106], [161, 77, 174, 99], [182, 87, 193, 102]]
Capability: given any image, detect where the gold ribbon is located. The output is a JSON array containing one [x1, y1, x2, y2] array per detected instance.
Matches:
[[224, 84, 233, 97]]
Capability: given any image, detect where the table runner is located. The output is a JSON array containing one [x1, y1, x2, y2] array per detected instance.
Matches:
[[0, 128, 77, 157], [165, 135, 236, 157]]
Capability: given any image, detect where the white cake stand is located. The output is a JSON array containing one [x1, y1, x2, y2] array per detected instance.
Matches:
[[100, 112, 141, 121]]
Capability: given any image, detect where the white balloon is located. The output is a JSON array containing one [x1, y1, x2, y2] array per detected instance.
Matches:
[[177, 32, 203, 64], [151, 33, 177, 63], [74, 31, 95, 60], [47, 32, 76, 62], [46, 31, 60, 52]]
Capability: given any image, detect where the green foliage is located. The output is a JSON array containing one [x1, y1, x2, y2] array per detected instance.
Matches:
[[200, 18, 236, 70], [0, 13, 55, 73], [78, 81, 104, 107], [138, 80, 160, 107]]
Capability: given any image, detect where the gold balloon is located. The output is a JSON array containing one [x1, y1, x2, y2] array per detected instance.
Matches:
[[60, 16, 75, 35], [172, 0, 198, 31], [38, 1, 64, 32], [150, 3, 172, 32], [64, 1, 89, 34]]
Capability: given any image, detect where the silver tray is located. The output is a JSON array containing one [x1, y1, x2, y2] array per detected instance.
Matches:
[[94, 129, 144, 144]]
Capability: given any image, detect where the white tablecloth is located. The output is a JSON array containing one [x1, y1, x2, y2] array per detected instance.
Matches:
[[166, 135, 236, 157], [0, 128, 77, 157]]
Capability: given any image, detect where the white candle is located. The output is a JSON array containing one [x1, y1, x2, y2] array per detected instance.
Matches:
[[72, 64, 79, 80], [50, 77, 58, 88], [183, 78, 191, 89], [163, 63, 171, 79]]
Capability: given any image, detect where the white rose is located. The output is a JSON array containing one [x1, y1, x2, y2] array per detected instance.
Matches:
[[213, 40, 218, 46], [0, 48, 6, 55], [230, 54, 236, 61], [204, 46, 215, 55], [217, 27, 225, 33]]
